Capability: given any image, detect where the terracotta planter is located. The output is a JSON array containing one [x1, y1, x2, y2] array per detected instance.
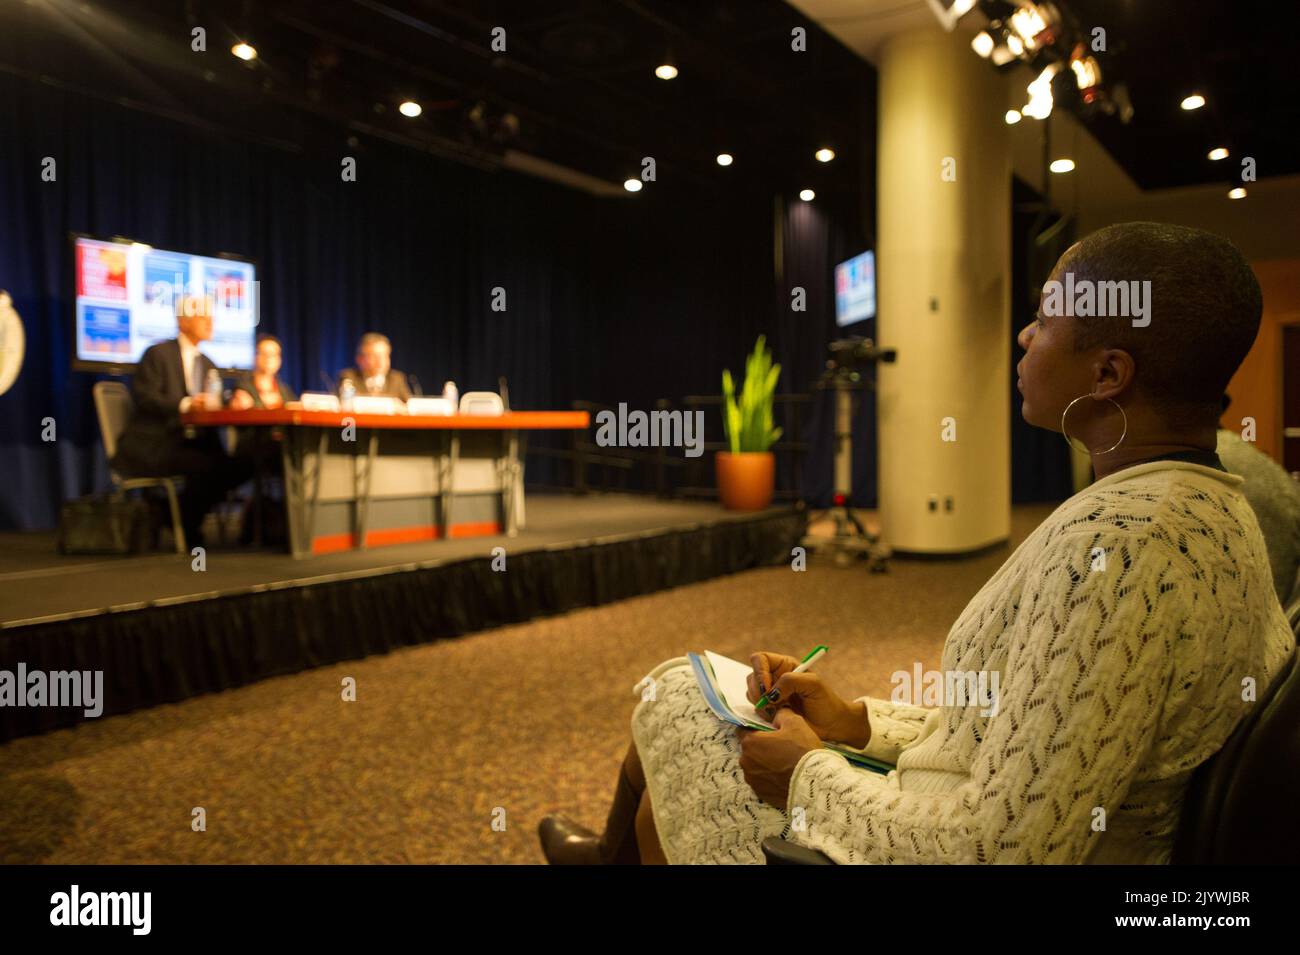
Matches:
[[716, 451, 775, 511]]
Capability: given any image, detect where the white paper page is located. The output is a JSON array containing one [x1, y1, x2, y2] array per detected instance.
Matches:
[[704, 651, 774, 729]]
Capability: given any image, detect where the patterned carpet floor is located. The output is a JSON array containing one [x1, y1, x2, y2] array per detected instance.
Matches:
[[0, 506, 1054, 864]]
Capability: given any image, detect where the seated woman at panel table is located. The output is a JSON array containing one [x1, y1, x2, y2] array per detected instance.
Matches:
[[228, 333, 297, 546], [538, 221, 1296, 865], [228, 334, 298, 411]]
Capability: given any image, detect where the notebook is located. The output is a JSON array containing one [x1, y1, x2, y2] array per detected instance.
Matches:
[[688, 650, 894, 775]]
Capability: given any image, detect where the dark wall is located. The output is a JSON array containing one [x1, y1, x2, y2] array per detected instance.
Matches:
[[0, 74, 870, 529]]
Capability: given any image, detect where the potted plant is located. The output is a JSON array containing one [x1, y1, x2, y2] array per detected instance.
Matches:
[[717, 335, 782, 511]]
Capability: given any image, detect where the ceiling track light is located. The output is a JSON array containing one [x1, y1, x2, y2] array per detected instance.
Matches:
[[1181, 93, 1206, 110], [231, 41, 257, 61], [1208, 147, 1229, 161], [815, 147, 836, 163]]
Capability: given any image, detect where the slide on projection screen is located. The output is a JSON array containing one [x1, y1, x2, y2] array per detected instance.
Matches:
[[834, 249, 876, 327], [72, 235, 258, 371]]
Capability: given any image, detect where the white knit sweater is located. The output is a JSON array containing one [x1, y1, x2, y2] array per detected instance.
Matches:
[[786, 460, 1294, 864]]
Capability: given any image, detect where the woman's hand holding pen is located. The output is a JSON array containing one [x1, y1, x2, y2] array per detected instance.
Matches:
[[746, 651, 871, 748]]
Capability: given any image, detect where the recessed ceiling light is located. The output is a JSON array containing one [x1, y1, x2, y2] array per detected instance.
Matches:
[[231, 42, 257, 61], [815, 148, 836, 163], [1005, 109, 1022, 125], [1181, 93, 1206, 110], [398, 100, 422, 118], [1049, 158, 1075, 173], [1207, 147, 1229, 161], [799, 189, 815, 201], [624, 179, 643, 193], [1228, 187, 1247, 199], [716, 153, 733, 166], [655, 63, 678, 80]]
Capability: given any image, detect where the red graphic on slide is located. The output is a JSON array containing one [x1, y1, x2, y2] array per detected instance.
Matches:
[[76, 244, 128, 301]]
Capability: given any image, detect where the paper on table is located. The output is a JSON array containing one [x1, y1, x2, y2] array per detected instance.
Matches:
[[704, 651, 774, 729]]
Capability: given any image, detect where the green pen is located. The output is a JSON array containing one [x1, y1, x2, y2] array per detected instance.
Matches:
[[754, 644, 829, 712]]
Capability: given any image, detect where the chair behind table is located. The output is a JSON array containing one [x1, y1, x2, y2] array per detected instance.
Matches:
[[90, 379, 188, 554]]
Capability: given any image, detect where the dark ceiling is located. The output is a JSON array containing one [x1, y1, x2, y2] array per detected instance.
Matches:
[[0, 0, 875, 212], [1066, 0, 1300, 190], [2, 1, 1288, 203]]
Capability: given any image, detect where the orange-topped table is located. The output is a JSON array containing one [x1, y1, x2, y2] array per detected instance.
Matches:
[[183, 408, 589, 557], [183, 409, 590, 430]]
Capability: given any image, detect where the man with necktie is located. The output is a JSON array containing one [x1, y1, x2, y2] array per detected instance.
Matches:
[[112, 295, 254, 547], [336, 332, 413, 401]]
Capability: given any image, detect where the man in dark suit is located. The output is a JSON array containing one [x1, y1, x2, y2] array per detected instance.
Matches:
[[337, 332, 413, 401], [112, 296, 253, 547]]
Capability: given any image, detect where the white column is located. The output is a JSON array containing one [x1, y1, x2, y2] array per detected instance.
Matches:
[[876, 25, 1012, 553]]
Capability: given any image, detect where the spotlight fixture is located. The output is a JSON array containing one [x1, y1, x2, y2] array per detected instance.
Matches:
[[655, 63, 678, 80], [623, 179, 643, 193], [1006, 34, 1025, 57], [398, 100, 422, 118], [1049, 158, 1075, 173], [231, 42, 257, 61], [1228, 187, 1246, 199], [989, 43, 1017, 67], [1022, 63, 1059, 120], [971, 31, 995, 58], [1181, 93, 1206, 111], [799, 189, 815, 201], [1070, 53, 1102, 103], [1005, 109, 1022, 125], [716, 153, 734, 166], [1009, 2, 1052, 50], [815, 148, 836, 163], [1208, 147, 1229, 161]]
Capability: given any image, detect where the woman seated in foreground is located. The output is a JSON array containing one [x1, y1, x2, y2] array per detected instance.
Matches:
[[539, 221, 1295, 865]]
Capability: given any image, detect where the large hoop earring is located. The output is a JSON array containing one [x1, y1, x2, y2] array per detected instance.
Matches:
[[1060, 394, 1127, 455]]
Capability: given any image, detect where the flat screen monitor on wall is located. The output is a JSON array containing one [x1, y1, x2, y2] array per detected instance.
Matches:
[[72, 235, 258, 372], [834, 250, 876, 327]]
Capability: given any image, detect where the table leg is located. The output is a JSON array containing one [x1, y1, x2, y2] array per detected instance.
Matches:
[[305, 429, 327, 555], [282, 427, 306, 559], [444, 431, 459, 539], [355, 430, 379, 551]]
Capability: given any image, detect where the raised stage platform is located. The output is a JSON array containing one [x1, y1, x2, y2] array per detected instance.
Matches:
[[0, 493, 804, 741]]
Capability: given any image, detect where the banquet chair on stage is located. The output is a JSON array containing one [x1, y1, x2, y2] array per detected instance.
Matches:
[[92, 380, 187, 554]]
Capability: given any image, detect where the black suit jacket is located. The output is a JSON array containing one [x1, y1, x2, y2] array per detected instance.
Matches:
[[337, 367, 413, 402], [114, 338, 218, 475]]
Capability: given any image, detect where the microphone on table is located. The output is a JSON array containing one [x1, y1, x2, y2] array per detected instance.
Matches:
[[319, 370, 337, 394], [408, 374, 423, 397], [498, 376, 510, 412]]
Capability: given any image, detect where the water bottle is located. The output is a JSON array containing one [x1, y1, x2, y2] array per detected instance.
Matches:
[[340, 378, 356, 412], [442, 380, 458, 411], [205, 368, 222, 406]]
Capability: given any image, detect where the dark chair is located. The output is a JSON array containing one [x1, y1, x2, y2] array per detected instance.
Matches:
[[763, 627, 1300, 866], [1169, 641, 1299, 863], [93, 380, 187, 554]]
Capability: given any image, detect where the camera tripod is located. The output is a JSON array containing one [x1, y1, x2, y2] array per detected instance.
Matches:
[[800, 348, 892, 572]]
